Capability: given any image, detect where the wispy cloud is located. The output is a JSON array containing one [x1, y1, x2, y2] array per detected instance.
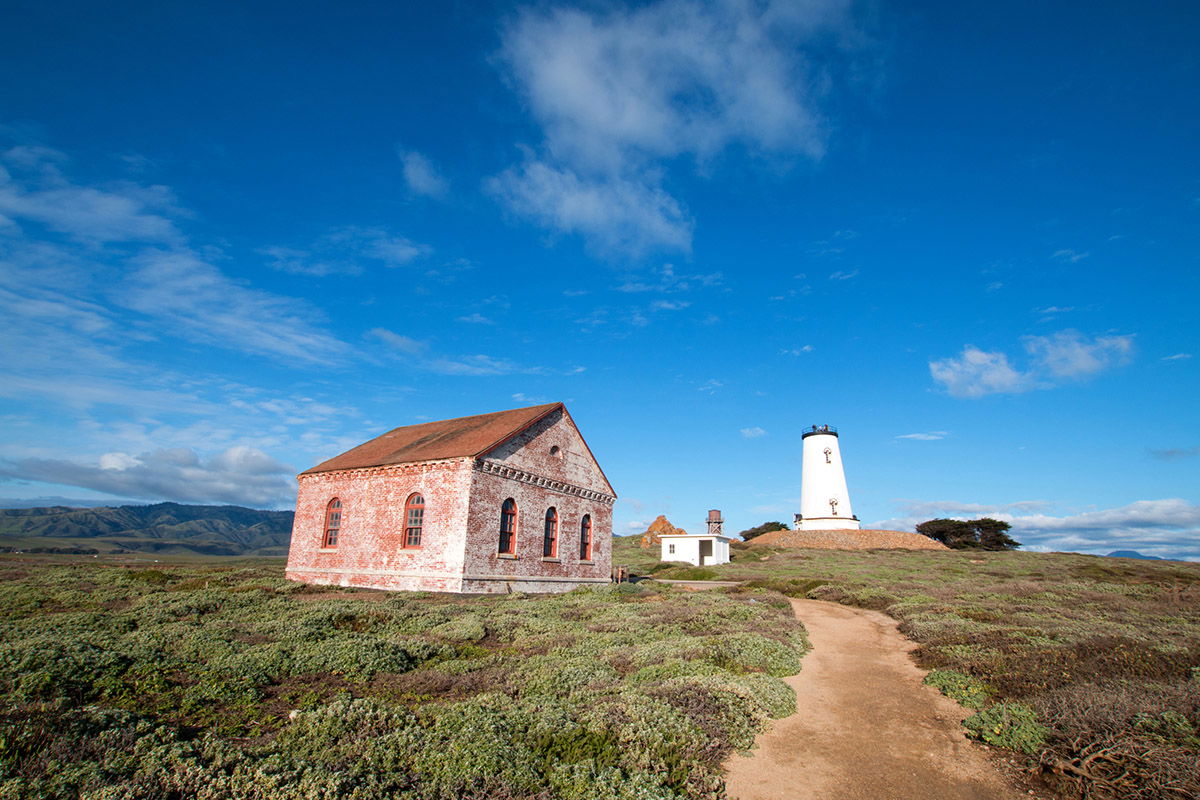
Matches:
[[121, 249, 350, 365], [456, 313, 494, 324], [262, 226, 429, 276], [781, 345, 814, 355], [740, 426, 767, 438], [398, 149, 449, 198], [0, 145, 184, 244], [828, 268, 859, 280], [930, 330, 1134, 398], [870, 498, 1200, 560], [1162, 353, 1192, 361], [366, 327, 427, 356], [491, 0, 863, 256], [615, 263, 721, 293], [0, 446, 296, 507], [895, 431, 949, 441], [427, 355, 528, 376], [1149, 446, 1199, 461], [1051, 248, 1089, 263]]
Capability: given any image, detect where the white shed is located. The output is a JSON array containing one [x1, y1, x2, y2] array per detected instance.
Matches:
[[660, 533, 732, 566]]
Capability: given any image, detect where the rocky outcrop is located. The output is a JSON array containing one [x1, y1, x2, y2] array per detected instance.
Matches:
[[640, 515, 686, 549], [748, 528, 948, 551]]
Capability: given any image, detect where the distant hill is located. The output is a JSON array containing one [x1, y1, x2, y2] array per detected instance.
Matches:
[[0, 502, 294, 556], [1106, 550, 1163, 561]]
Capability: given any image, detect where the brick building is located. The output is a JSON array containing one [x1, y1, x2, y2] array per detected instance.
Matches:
[[285, 402, 616, 593]]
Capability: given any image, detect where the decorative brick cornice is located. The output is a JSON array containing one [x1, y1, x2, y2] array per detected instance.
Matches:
[[297, 458, 467, 482], [475, 459, 616, 505]]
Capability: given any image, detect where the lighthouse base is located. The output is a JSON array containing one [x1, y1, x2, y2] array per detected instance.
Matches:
[[794, 514, 861, 532]]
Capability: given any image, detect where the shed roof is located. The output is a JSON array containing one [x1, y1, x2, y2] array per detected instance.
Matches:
[[301, 402, 564, 475]]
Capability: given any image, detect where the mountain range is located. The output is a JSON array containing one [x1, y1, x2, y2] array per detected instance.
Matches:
[[0, 502, 294, 556]]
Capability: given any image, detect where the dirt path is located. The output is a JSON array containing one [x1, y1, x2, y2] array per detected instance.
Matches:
[[724, 598, 1030, 800]]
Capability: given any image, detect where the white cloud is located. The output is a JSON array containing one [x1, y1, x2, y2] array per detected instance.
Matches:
[[615, 264, 720, 293], [121, 249, 350, 365], [895, 431, 949, 441], [828, 269, 859, 280], [492, 0, 861, 255], [870, 498, 1200, 561], [1022, 330, 1133, 379], [697, 378, 724, 393], [487, 158, 692, 256], [262, 227, 429, 275], [398, 149, 449, 198], [929, 346, 1032, 398], [1052, 249, 1089, 263], [1162, 353, 1192, 361], [650, 299, 690, 311], [498, 1, 845, 170], [0, 146, 183, 244], [427, 354, 525, 376], [512, 392, 550, 404], [456, 313, 494, 324], [781, 345, 814, 355], [930, 330, 1134, 398], [740, 426, 767, 438], [0, 446, 296, 507], [367, 327, 427, 356]]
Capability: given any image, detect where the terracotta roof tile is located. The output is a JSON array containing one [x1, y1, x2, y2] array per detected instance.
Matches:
[[301, 402, 563, 475]]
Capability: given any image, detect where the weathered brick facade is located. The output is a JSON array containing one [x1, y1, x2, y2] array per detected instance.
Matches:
[[285, 403, 616, 593]]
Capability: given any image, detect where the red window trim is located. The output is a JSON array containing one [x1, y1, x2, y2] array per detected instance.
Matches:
[[323, 498, 342, 548], [579, 513, 592, 561], [403, 493, 425, 549], [499, 498, 517, 554], [543, 507, 558, 558]]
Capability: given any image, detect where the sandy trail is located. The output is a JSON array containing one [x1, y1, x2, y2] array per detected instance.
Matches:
[[724, 598, 1029, 800]]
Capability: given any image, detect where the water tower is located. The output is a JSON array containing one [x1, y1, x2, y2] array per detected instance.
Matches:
[[795, 425, 860, 531]]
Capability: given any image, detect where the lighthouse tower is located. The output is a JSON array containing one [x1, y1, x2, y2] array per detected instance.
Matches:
[[796, 425, 860, 531]]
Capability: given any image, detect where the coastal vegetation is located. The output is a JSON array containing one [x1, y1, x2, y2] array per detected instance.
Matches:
[[0, 557, 804, 799], [624, 538, 1200, 800]]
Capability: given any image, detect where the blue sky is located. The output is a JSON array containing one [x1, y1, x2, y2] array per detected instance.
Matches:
[[1, 0, 1197, 559]]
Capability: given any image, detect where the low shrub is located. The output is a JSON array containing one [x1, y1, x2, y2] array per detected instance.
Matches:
[[962, 702, 1048, 755], [0, 560, 807, 800], [922, 669, 991, 709]]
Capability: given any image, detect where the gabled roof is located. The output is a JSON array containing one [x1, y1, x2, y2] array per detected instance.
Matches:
[[301, 402, 564, 475]]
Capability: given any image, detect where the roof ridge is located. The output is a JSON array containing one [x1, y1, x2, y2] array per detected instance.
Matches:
[[300, 401, 567, 475]]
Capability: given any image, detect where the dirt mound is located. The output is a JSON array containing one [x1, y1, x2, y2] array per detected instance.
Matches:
[[640, 515, 687, 548], [748, 528, 948, 551]]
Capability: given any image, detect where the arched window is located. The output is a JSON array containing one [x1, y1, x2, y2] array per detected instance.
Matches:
[[579, 514, 592, 561], [543, 507, 558, 558], [404, 493, 424, 548], [499, 498, 517, 554], [323, 498, 342, 547]]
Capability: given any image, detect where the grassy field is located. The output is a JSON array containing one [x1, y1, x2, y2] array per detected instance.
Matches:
[[0, 555, 806, 800], [4, 541, 1197, 800], [619, 537, 1200, 800]]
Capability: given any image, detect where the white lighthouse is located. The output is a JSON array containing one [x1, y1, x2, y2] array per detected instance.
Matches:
[[795, 425, 860, 531]]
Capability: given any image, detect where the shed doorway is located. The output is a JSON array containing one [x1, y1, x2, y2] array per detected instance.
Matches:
[[699, 539, 713, 565]]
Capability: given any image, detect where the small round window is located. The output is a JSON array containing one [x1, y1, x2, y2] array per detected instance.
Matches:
[[549, 445, 561, 457]]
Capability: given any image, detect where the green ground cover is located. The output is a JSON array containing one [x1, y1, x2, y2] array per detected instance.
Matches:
[[0, 558, 806, 800], [638, 542, 1200, 800]]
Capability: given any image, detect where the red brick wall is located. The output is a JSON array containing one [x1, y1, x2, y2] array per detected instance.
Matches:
[[284, 410, 616, 594], [460, 468, 612, 593], [284, 458, 473, 592]]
